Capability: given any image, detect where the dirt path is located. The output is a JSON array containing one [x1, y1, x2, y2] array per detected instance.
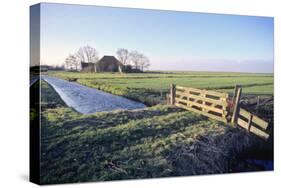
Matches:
[[42, 76, 146, 114]]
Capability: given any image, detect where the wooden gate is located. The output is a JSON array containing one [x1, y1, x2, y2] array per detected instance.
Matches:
[[170, 84, 229, 123]]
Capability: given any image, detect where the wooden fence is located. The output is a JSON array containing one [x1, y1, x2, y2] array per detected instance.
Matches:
[[168, 84, 271, 139], [236, 108, 270, 139], [170, 84, 229, 123]]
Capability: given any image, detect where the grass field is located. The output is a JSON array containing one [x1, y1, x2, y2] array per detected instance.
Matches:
[[48, 71, 273, 106], [39, 80, 271, 184]]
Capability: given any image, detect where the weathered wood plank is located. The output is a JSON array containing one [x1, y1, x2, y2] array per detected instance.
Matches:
[[237, 118, 270, 140], [175, 97, 225, 114], [247, 114, 253, 131], [189, 95, 228, 107], [174, 85, 229, 123], [170, 84, 176, 105], [239, 108, 269, 130], [204, 90, 228, 98], [250, 126, 270, 140], [175, 86, 189, 92], [176, 86, 228, 98], [176, 90, 228, 106], [166, 93, 170, 105], [237, 118, 249, 130], [239, 108, 251, 119], [252, 115, 269, 130], [186, 100, 225, 114], [187, 87, 203, 94], [231, 86, 242, 123], [202, 90, 207, 112], [175, 102, 227, 123], [174, 97, 188, 105]]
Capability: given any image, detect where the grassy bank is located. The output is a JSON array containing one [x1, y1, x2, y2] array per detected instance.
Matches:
[[38, 80, 270, 184], [47, 71, 273, 106]]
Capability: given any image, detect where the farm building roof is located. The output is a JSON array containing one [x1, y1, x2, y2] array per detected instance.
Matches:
[[96, 55, 122, 66]]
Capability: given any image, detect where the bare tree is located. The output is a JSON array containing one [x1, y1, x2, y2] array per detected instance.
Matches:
[[129, 50, 142, 70], [129, 51, 150, 71], [65, 54, 79, 71], [116, 48, 130, 65], [76, 45, 99, 63], [139, 54, 150, 71], [64, 55, 72, 70]]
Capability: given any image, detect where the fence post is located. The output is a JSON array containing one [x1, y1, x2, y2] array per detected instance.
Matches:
[[202, 90, 207, 112], [170, 84, 176, 105], [166, 93, 170, 105], [247, 114, 253, 132], [231, 85, 242, 124], [256, 96, 260, 114]]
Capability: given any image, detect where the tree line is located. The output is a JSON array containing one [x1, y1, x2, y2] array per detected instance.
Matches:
[[116, 48, 150, 71], [64, 45, 150, 72]]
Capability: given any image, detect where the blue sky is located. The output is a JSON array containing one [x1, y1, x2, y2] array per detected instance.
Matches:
[[39, 3, 274, 73]]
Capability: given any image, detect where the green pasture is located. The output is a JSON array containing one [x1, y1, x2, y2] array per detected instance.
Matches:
[[48, 71, 273, 106]]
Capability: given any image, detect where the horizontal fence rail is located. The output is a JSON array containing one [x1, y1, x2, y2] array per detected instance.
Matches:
[[168, 84, 271, 140]]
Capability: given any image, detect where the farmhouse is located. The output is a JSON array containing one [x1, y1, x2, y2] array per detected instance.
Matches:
[[96, 55, 123, 72], [81, 55, 123, 72]]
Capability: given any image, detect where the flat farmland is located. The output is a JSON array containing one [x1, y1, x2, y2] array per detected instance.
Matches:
[[48, 71, 273, 106], [38, 79, 269, 184], [37, 72, 273, 184]]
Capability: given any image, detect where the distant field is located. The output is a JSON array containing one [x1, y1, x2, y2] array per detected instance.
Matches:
[[48, 71, 273, 105]]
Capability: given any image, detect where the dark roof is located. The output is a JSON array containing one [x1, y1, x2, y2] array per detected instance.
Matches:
[[96, 56, 122, 66]]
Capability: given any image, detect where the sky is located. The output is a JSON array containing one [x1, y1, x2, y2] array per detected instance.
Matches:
[[36, 3, 274, 73]]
